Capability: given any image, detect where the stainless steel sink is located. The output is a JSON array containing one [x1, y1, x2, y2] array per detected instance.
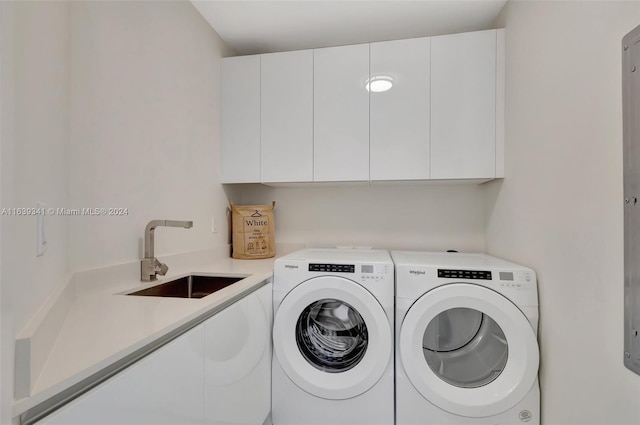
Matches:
[[127, 275, 245, 299]]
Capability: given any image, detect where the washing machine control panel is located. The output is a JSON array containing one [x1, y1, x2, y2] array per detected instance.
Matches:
[[309, 263, 355, 273], [359, 263, 392, 282], [438, 269, 492, 280], [499, 270, 536, 290], [307, 263, 391, 283]]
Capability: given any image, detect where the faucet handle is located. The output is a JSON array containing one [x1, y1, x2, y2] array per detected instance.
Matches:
[[154, 258, 169, 276]]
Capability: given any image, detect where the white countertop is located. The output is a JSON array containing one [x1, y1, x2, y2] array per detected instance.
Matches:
[[13, 246, 291, 417]]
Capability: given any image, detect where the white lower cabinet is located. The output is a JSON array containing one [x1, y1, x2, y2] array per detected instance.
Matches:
[[36, 283, 273, 425], [37, 325, 206, 425], [204, 283, 272, 424]]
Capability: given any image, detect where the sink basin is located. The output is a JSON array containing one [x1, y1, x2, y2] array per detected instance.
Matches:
[[128, 275, 245, 299]]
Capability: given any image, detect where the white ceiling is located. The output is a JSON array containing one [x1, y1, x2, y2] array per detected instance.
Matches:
[[191, 0, 508, 56]]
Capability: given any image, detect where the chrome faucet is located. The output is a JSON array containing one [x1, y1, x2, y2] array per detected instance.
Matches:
[[141, 220, 193, 281]]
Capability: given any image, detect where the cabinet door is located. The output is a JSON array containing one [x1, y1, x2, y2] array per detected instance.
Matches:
[[37, 326, 205, 425], [261, 51, 313, 183], [221, 55, 261, 183], [431, 30, 497, 179], [314, 44, 370, 182], [370, 38, 430, 181], [204, 284, 272, 425]]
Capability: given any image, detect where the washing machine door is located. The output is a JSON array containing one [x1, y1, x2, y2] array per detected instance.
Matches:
[[273, 276, 392, 400], [399, 283, 539, 418]]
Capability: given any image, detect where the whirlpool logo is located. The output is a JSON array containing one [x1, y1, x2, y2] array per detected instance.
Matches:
[[409, 270, 426, 275], [284, 264, 299, 270]]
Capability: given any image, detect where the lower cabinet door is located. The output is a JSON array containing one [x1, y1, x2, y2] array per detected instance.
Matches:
[[204, 284, 272, 425], [36, 284, 272, 425], [37, 325, 205, 425]]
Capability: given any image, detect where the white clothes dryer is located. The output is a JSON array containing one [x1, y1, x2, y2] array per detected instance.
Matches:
[[272, 249, 394, 425], [392, 251, 540, 425]]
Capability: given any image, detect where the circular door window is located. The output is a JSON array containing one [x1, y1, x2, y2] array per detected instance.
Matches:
[[423, 307, 508, 388], [296, 299, 368, 373], [273, 276, 391, 400], [400, 284, 539, 418]]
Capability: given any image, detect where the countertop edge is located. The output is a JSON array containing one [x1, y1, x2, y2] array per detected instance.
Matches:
[[14, 272, 272, 422], [11, 242, 305, 420]]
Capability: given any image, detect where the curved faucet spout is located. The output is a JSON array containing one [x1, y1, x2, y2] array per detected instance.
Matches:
[[144, 220, 193, 259], [141, 219, 193, 281]]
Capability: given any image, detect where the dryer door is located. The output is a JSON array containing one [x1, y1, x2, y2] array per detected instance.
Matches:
[[273, 276, 392, 400], [400, 283, 539, 418]]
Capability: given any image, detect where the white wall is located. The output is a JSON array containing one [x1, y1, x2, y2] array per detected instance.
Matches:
[[0, 1, 232, 419], [0, 1, 71, 421], [1, 0, 70, 347], [69, 1, 233, 271], [487, 1, 640, 424], [230, 184, 486, 252], [0, 2, 15, 423]]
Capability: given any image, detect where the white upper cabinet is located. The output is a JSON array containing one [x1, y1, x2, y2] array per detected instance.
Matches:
[[430, 29, 499, 180], [261, 50, 313, 183], [220, 29, 504, 184], [314, 44, 370, 182], [370, 38, 431, 181], [495, 29, 505, 178], [221, 55, 261, 183]]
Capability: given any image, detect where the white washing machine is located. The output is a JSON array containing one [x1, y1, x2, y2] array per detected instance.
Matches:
[[392, 251, 540, 425], [272, 249, 394, 425]]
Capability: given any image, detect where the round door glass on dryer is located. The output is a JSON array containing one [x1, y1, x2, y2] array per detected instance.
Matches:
[[399, 283, 539, 418], [273, 275, 392, 400]]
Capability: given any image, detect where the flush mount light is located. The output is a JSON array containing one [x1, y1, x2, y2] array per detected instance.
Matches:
[[365, 76, 394, 93]]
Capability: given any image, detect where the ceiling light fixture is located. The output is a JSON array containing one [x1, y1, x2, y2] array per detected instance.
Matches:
[[365, 76, 394, 93]]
